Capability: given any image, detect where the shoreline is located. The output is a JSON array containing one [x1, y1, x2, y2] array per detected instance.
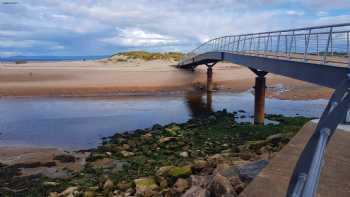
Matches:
[[0, 59, 333, 100], [0, 112, 311, 196]]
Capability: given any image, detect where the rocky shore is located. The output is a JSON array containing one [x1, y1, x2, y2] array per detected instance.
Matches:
[[0, 110, 310, 197]]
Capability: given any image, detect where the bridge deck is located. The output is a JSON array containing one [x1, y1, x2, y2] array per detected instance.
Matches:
[[239, 120, 350, 197]]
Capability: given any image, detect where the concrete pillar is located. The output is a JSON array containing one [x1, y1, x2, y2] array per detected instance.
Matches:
[[254, 75, 266, 125], [207, 67, 213, 92], [207, 67, 213, 111]]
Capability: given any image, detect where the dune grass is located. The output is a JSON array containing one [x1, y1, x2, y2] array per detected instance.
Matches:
[[112, 51, 184, 61]]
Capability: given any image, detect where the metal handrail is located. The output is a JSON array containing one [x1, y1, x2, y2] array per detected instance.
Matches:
[[180, 23, 350, 67]]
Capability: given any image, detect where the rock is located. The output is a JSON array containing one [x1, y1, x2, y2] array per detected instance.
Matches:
[[157, 176, 168, 188], [247, 140, 268, 151], [168, 166, 192, 178], [121, 144, 131, 150], [180, 151, 189, 158], [61, 187, 78, 196], [239, 152, 253, 161], [208, 154, 225, 165], [117, 181, 131, 191], [125, 188, 135, 196], [103, 179, 114, 191], [208, 174, 237, 197], [192, 160, 209, 171], [48, 192, 59, 197], [208, 115, 217, 121], [134, 177, 159, 197], [213, 163, 239, 178], [164, 125, 181, 136], [174, 178, 190, 193], [159, 137, 177, 143], [234, 183, 245, 195], [238, 160, 268, 182], [120, 150, 135, 157], [142, 133, 153, 140], [266, 133, 283, 145], [83, 191, 95, 197], [43, 181, 59, 186], [181, 186, 210, 197], [106, 152, 112, 157], [190, 175, 210, 188], [156, 166, 175, 176]]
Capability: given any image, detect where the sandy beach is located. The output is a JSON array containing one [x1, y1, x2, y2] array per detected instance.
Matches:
[[0, 59, 333, 99]]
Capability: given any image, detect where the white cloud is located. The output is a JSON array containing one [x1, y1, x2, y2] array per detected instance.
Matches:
[[0, 0, 348, 55], [101, 28, 179, 47], [0, 51, 21, 57], [286, 10, 304, 16], [0, 39, 64, 50]]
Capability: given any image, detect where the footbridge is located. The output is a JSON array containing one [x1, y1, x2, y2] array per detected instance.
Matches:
[[178, 23, 350, 197]]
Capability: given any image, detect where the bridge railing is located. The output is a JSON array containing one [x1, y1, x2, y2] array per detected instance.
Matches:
[[181, 23, 350, 67]]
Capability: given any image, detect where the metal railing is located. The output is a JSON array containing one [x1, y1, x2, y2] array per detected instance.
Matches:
[[179, 23, 350, 197], [180, 23, 350, 67]]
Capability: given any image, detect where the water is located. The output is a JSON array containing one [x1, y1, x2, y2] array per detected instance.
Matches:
[[0, 55, 109, 62], [0, 91, 328, 150]]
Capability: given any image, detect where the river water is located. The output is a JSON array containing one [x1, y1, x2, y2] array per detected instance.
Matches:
[[0, 91, 328, 150]]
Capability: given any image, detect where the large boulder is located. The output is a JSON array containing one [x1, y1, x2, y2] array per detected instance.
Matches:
[[238, 160, 268, 182]]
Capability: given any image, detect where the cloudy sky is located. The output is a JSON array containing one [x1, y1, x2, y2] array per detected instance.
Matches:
[[0, 0, 349, 56]]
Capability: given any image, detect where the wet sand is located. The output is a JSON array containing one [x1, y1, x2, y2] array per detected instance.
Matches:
[[0, 59, 333, 99]]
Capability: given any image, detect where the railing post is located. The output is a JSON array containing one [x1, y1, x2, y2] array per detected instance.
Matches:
[[285, 35, 288, 55], [347, 32, 349, 67], [257, 36, 261, 54], [227, 36, 231, 51], [264, 33, 270, 56], [223, 37, 227, 51], [236, 35, 241, 52], [232, 36, 236, 51], [304, 29, 312, 62], [317, 34, 319, 56], [249, 35, 253, 53], [323, 27, 333, 64], [289, 31, 295, 59], [242, 35, 246, 53], [276, 32, 281, 56]]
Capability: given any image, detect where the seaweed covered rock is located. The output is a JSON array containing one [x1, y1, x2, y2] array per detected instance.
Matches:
[[168, 166, 192, 178], [134, 177, 159, 197]]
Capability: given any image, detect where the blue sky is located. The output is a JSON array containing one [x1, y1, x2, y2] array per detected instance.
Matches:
[[0, 0, 349, 56]]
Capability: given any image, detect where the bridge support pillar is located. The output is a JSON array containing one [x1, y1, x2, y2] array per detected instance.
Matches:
[[207, 67, 213, 92], [206, 67, 213, 111], [250, 68, 268, 125], [205, 62, 216, 93]]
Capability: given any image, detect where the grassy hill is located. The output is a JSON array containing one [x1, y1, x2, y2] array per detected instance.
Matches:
[[110, 51, 184, 62]]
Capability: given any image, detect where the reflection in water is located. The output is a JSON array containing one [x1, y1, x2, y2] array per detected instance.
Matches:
[[185, 68, 214, 118], [0, 92, 328, 149], [185, 91, 213, 118]]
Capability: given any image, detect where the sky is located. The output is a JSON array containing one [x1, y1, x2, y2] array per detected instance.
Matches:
[[0, 0, 349, 56]]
